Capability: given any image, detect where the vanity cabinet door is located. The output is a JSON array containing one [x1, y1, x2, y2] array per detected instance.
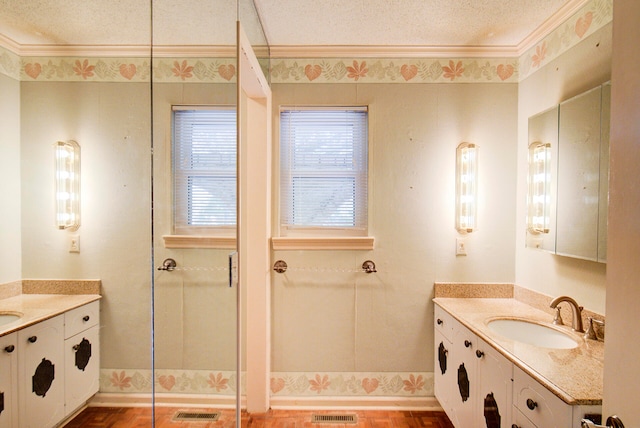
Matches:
[[65, 324, 99, 416], [476, 341, 513, 428], [434, 328, 453, 416], [513, 366, 571, 428], [449, 320, 477, 427], [434, 305, 455, 419], [0, 332, 18, 427], [19, 315, 65, 428]]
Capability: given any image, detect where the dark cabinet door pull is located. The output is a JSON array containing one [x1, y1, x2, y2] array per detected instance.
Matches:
[[83, 315, 90, 322], [464, 340, 472, 348], [28, 336, 37, 343], [526, 398, 538, 410], [476, 350, 484, 358], [4, 345, 15, 353], [437, 319, 443, 325]]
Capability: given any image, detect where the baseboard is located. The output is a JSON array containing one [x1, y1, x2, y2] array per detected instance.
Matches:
[[89, 392, 241, 409], [270, 396, 443, 411], [89, 393, 442, 412]]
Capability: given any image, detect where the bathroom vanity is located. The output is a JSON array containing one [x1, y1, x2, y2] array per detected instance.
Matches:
[[0, 294, 100, 428], [434, 297, 603, 428]]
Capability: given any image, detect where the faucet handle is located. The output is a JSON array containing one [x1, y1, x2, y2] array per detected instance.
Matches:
[[584, 318, 605, 341], [552, 306, 564, 326], [584, 317, 597, 340]]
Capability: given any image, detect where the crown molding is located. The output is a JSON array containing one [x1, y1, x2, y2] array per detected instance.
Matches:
[[268, 44, 519, 59], [517, 0, 590, 55], [0, 40, 238, 58], [0, 33, 21, 55], [17, 44, 151, 57]]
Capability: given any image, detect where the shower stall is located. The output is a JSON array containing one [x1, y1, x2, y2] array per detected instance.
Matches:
[[5, 0, 270, 424]]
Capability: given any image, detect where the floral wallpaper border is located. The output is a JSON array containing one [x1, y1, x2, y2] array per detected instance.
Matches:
[[518, 0, 612, 81], [0, 0, 611, 84], [100, 370, 432, 397]]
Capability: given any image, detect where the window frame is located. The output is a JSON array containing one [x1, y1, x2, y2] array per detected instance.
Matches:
[[171, 105, 237, 238], [278, 106, 370, 239]]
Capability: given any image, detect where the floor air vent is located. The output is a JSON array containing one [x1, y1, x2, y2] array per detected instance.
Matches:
[[172, 411, 221, 422], [311, 414, 358, 424]]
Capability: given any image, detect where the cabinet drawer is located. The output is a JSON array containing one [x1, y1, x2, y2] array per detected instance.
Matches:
[[512, 407, 537, 428], [434, 304, 454, 343], [513, 366, 571, 428], [65, 301, 100, 339]]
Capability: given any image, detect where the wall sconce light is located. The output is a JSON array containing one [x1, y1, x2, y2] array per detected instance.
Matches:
[[55, 140, 80, 230], [455, 142, 478, 233], [527, 142, 551, 234]]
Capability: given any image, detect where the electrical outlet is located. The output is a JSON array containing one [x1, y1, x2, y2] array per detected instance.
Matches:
[[69, 235, 80, 253], [456, 237, 467, 256]]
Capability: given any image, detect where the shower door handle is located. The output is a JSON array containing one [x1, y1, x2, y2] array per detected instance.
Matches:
[[228, 251, 238, 288]]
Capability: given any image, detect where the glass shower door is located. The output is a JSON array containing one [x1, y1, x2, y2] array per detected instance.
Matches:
[[150, 0, 240, 421]]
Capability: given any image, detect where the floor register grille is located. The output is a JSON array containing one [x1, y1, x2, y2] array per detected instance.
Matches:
[[172, 411, 221, 421], [311, 414, 358, 424]]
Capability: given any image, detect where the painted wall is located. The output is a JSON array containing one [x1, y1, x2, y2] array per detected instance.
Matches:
[[270, 82, 518, 396], [19, 80, 241, 395], [20, 82, 154, 371], [151, 83, 238, 374], [515, 23, 612, 315], [0, 74, 21, 285]]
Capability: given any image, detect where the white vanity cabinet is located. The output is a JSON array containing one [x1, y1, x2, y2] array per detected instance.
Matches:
[[0, 298, 100, 428], [0, 332, 18, 427], [512, 366, 601, 428], [434, 304, 514, 428], [19, 314, 66, 428], [64, 300, 100, 416]]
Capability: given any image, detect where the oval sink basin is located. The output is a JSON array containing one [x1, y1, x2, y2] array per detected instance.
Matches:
[[0, 312, 22, 327], [487, 318, 579, 349]]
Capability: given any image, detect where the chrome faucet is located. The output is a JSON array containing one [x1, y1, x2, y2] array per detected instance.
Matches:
[[550, 295, 584, 333]]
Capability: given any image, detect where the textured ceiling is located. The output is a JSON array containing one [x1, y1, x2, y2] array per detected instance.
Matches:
[[254, 0, 571, 47], [0, 0, 579, 52]]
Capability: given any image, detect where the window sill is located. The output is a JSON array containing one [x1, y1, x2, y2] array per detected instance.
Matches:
[[163, 235, 236, 249], [271, 236, 375, 251]]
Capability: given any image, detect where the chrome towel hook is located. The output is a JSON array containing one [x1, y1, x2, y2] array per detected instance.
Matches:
[[273, 260, 288, 273], [362, 260, 377, 273], [158, 258, 177, 271]]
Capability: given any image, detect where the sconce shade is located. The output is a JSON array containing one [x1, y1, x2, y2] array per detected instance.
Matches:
[[455, 142, 477, 233], [527, 142, 551, 234], [55, 140, 80, 230]]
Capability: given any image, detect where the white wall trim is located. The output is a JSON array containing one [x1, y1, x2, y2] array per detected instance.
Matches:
[[88, 393, 441, 411], [269, 396, 442, 411]]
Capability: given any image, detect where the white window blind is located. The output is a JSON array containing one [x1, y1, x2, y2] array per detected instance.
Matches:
[[173, 107, 236, 234], [280, 107, 368, 233]]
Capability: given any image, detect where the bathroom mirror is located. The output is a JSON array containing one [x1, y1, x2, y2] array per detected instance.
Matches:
[[526, 82, 610, 262]]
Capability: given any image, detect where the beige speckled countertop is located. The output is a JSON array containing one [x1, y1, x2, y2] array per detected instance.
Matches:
[[433, 297, 604, 406], [0, 294, 101, 337]]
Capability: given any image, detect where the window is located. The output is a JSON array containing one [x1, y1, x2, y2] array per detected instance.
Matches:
[[172, 106, 236, 235], [279, 107, 368, 236]]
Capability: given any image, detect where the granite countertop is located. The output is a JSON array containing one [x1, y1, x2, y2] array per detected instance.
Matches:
[[0, 294, 101, 337], [433, 297, 604, 406]]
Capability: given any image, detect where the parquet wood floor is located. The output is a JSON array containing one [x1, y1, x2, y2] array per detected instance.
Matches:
[[63, 407, 454, 428]]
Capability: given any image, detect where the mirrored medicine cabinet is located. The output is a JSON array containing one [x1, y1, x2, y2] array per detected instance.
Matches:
[[526, 82, 611, 263]]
